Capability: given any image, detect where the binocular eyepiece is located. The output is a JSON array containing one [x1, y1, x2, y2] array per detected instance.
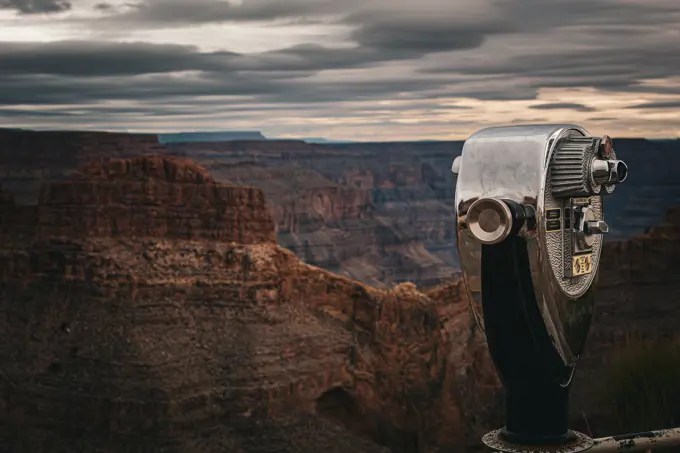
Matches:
[[591, 159, 628, 186], [452, 125, 628, 450]]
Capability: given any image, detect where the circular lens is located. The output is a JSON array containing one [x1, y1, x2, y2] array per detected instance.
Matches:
[[466, 198, 513, 245], [479, 209, 501, 233]]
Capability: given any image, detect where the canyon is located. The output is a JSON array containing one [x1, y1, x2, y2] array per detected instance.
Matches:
[[0, 155, 500, 453], [3, 129, 679, 289], [0, 130, 678, 452], [178, 140, 463, 289]]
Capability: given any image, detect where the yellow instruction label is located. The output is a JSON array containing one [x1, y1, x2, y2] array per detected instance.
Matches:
[[572, 254, 593, 276]]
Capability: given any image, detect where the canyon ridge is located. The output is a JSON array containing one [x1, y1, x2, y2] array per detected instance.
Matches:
[[0, 130, 678, 452]]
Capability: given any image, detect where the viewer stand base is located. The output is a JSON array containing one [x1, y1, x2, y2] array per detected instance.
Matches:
[[481, 427, 680, 453]]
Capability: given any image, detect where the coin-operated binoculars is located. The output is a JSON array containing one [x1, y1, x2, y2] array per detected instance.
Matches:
[[452, 124, 628, 452]]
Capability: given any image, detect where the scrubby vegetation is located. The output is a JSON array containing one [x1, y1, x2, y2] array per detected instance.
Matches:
[[598, 336, 680, 433]]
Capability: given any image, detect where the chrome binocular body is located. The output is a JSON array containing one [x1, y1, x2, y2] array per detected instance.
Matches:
[[452, 124, 628, 446]]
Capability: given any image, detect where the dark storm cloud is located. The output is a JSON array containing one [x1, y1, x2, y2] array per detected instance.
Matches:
[[625, 101, 680, 110], [0, 108, 83, 116], [78, 0, 679, 101], [0, 38, 460, 106], [92, 0, 510, 61], [1, 0, 679, 122], [530, 103, 596, 112], [122, 0, 339, 24], [427, 44, 680, 84], [0, 0, 71, 14], [101, 0, 676, 29], [0, 65, 456, 106], [0, 34, 561, 107], [0, 102, 472, 123], [495, 0, 680, 29], [94, 2, 113, 11], [348, 19, 489, 56], [412, 1, 680, 97], [0, 41, 239, 76], [421, 38, 680, 98], [0, 32, 490, 83]]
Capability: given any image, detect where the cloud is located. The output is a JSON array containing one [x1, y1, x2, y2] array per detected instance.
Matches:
[[625, 101, 680, 109], [0, 0, 679, 138], [530, 103, 596, 112], [0, 107, 82, 116], [94, 2, 113, 11], [0, 70, 456, 106], [0, 41, 238, 76], [116, 0, 342, 25], [96, 0, 501, 29], [85, 1, 504, 67], [0, 0, 71, 14]]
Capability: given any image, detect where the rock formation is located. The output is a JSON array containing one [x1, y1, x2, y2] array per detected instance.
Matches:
[[2, 128, 679, 450], [168, 137, 680, 288], [8, 156, 275, 243], [0, 130, 460, 288], [3, 128, 680, 290], [0, 156, 500, 453], [0, 129, 166, 205], [168, 140, 462, 288]]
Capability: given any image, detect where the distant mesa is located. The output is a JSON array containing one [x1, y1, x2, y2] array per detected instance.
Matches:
[[298, 138, 357, 144], [158, 130, 268, 144], [156, 131, 356, 145]]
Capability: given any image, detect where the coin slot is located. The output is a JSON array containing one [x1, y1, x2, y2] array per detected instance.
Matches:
[[563, 208, 572, 229]]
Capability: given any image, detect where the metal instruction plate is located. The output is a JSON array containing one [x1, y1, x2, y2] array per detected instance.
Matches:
[[546, 208, 562, 232], [571, 253, 593, 276]]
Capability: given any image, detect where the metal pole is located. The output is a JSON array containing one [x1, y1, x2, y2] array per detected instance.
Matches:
[[589, 427, 680, 453]]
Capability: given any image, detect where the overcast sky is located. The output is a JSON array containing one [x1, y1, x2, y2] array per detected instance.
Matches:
[[0, 0, 678, 140]]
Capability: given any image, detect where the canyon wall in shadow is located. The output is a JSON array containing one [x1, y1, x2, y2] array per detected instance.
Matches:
[[0, 156, 499, 453]]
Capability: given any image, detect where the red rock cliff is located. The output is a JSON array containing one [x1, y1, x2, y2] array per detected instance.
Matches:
[[0, 156, 498, 453], [0, 129, 169, 205], [173, 141, 460, 288], [1, 156, 276, 244]]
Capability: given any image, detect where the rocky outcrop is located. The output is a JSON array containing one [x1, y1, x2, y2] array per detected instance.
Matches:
[[0, 129, 168, 205], [0, 129, 166, 166], [171, 141, 461, 288], [1, 156, 275, 244], [0, 156, 499, 453], [0, 130, 459, 288]]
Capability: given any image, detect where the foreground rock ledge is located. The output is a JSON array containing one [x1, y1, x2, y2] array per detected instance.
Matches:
[[0, 157, 499, 453]]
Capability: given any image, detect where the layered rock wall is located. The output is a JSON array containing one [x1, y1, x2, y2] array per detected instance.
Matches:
[[0, 156, 499, 453], [0, 129, 168, 205], [1, 156, 275, 244], [173, 141, 461, 288]]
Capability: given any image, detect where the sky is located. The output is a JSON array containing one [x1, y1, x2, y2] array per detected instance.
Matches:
[[0, 0, 679, 141]]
